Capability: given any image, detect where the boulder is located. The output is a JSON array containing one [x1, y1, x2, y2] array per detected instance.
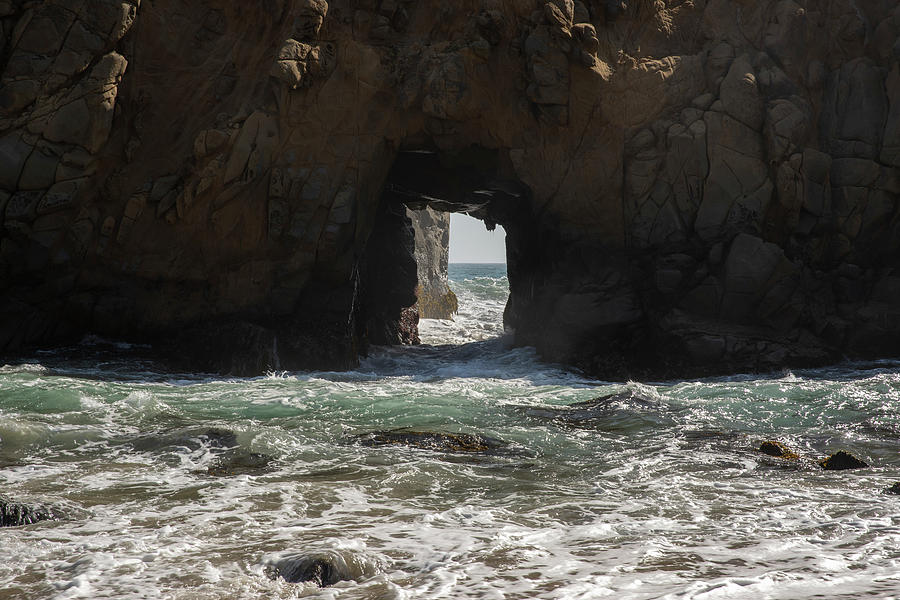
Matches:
[[757, 440, 798, 459], [267, 549, 379, 587], [521, 390, 670, 430], [820, 451, 868, 471], [352, 430, 508, 453], [206, 449, 273, 476], [127, 427, 240, 453], [0, 496, 60, 527], [272, 554, 351, 587]]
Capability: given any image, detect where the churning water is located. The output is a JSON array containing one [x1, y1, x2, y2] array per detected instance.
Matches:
[[2, 263, 900, 599]]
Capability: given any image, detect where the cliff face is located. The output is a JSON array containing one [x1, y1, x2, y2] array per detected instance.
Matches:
[[409, 207, 457, 320], [1, 0, 899, 376]]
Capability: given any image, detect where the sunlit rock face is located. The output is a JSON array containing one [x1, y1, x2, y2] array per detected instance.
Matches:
[[1, 0, 899, 377], [408, 208, 457, 320]]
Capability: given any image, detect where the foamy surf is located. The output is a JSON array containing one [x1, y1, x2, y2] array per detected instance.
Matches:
[[1, 264, 900, 599]]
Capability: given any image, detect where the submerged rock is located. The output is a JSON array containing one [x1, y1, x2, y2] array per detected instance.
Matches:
[[270, 554, 352, 587], [885, 482, 900, 495], [128, 427, 239, 453], [820, 451, 869, 471], [758, 440, 799, 460], [206, 449, 273, 476], [567, 391, 660, 412], [522, 390, 668, 430], [352, 430, 507, 454], [267, 550, 380, 587], [0, 496, 60, 527]]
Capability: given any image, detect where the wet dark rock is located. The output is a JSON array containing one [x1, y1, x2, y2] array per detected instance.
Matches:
[[521, 390, 668, 430], [885, 482, 900, 495], [206, 449, 273, 476], [0, 496, 60, 527], [169, 321, 282, 376], [267, 549, 383, 587], [820, 451, 869, 471], [352, 430, 507, 454], [758, 440, 799, 459], [270, 553, 352, 587], [567, 391, 660, 411], [196, 428, 240, 449], [128, 427, 239, 453]]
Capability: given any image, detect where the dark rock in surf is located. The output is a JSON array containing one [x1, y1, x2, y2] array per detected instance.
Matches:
[[567, 391, 660, 411], [885, 482, 900, 495], [353, 430, 507, 454], [128, 427, 239, 453], [268, 552, 357, 587], [169, 321, 282, 376], [195, 427, 240, 449], [758, 440, 799, 459], [280, 558, 346, 587], [0, 496, 60, 527], [820, 451, 869, 471], [521, 390, 665, 428], [206, 449, 273, 476]]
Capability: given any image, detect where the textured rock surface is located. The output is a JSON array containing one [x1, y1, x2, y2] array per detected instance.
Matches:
[[0, 495, 60, 527], [820, 450, 869, 470], [1, 0, 899, 377], [408, 207, 457, 319]]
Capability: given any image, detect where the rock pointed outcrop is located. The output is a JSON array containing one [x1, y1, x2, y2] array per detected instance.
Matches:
[[409, 207, 457, 320]]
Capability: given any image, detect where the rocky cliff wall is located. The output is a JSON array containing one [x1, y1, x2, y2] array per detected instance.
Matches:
[[1, 0, 899, 376], [409, 207, 457, 320]]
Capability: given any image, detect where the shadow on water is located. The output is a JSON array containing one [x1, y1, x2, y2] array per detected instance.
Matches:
[[0, 334, 595, 388], [323, 334, 604, 387], [5, 333, 900, 389]]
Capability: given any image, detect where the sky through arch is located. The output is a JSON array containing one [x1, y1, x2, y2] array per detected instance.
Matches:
[[449, 213, 506, 264]]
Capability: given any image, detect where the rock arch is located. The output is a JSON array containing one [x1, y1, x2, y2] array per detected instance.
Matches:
[[2, 0, 900, 377]]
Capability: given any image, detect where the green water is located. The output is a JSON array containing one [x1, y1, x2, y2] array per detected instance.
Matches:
[[1, 265, 900, 599]]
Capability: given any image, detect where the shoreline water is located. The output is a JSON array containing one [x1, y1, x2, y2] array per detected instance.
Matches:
[[2, 264, 900, 599]]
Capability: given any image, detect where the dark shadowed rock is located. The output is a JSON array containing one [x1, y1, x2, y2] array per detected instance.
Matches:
[[0, 496, 61, 527], [885, 482, 900, 495], [267, 550, 381, 587], [820, 451, 869, 471], [758, 440, 799, 460], [566, 391, 660, 411], [206, 449, 273, 476], [521, 390, 670, 430], [271, 554, 351, 587], [352, 430, 508, 454], [127, 427, 239, 453]]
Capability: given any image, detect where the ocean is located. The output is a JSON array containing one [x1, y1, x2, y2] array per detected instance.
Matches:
[[2, 262, 900, 599]]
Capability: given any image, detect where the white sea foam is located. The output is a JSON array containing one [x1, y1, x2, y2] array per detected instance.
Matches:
[[1, 266, 900, 598]]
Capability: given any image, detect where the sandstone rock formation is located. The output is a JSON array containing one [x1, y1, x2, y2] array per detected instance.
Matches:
[[409, 207, 457, 319], [1, 0, 899, 377]]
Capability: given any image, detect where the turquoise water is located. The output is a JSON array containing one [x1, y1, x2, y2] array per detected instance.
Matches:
[[2, 264, 900, 599]]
